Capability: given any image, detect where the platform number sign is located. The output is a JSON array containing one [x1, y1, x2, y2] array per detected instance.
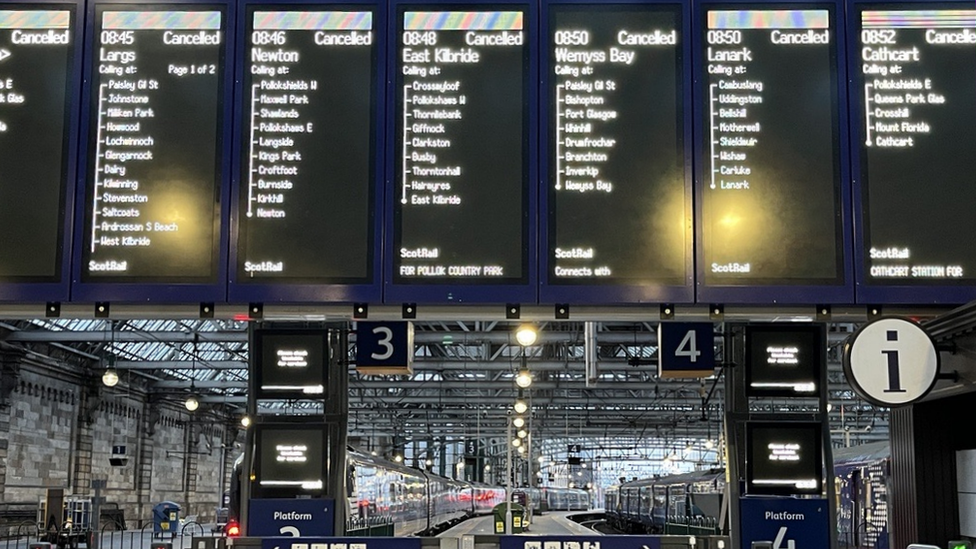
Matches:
[[843, 317, 940, 407], [356, 322, 415, 374], [658, 323, 715, 379]]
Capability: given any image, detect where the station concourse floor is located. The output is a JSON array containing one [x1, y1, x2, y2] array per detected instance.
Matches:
[[439, 512, 599, 537]]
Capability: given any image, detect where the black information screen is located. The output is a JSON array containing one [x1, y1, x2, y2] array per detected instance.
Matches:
[[547, 5, 687, 285], [255, 331, 327, 398], [0, 7, 74, 280], [82, 6, 225, 281], [857, 6, 976, 285], [394, 8, 528, 284], [701, 7, 843, 285], [238, 8, 375, 283], [255, 426, 326, 492], [745, 324, 823, 397], [746, 422, 823, 495]]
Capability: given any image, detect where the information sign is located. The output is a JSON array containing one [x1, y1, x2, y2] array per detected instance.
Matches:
[[252, 423, 329, 498], [355, 321, 414, 374], [500, 536, 660, 549], [696, 3, 852, 303], [74, 2, 232, 301], [386, 1, 537, 303], [541, 1, 693, 303], [252, 327, 329, 399], [261, 539, 420, 549], [231, 4, 382, 302], [745, 323, 824, 398], [851, 3, 976, 304], [746, 421, 823, 495], [248, 498, 335, 537], [740, 497, 830, 549], [658, 322, 715, 378], [0, 4, 79, 301], [842, 316, 940, 407]]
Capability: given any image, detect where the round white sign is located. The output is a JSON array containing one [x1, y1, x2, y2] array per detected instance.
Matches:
[[843, 317, 940, 407]]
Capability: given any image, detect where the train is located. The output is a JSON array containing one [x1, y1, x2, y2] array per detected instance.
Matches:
[[604, 441, 891, 548], [229, 447, 591, 537]]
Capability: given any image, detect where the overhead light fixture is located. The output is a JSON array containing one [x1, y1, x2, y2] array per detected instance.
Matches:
[[517, 445, 525, 454], [705, 439, 715, 450], [515, 368, 532, 388], [538, 456, 546, 464], [425, 459, 432, 467], [514, 399, 528, 414], [102, 368, 119, 388], [517, 429, 527, 439], [515, 325, 537, 347], [184, 395, 200, 412], [513, 417, 525, 428], [240, 415, 251, 427], [394, 454, 403, 463], [484, 464, 491, 471], [512, 438, 521, 447]]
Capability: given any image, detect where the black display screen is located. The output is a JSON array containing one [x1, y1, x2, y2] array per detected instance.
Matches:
[[237, 8, 375, 283], [393, 7, 528, 284], [746, 422, 823, 495], [82, 6, 225, 282], [745, 323, 824, 397], [0, 7, 74, 281], [700, 7, 844, 286], [547, 5, 688, 286], [255, 425, 327, 493], [254, 330, 328, 398], [857, 5, 976, 286]]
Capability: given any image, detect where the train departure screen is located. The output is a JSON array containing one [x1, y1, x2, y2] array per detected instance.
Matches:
[[256, 427, 326, 491], [547, 5, 688, 286], [701, 8, 844, 286], [82, 7, 226, 281], [857, 7, 976, 286], [0, 8, 74, 280], [394, 8, 528, 284], [746, 422, 823, 495], [238, 9, 375, 283]]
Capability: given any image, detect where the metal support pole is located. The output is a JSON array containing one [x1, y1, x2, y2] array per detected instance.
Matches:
[[505, 416, 512, 534]]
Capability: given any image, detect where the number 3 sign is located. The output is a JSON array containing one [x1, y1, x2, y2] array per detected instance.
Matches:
[[843, 317, 940, 407]]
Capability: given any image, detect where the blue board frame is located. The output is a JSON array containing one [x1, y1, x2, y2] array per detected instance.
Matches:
[[383, 0, 539, 304], [848, 0, 976, 305], [692, 0, 855, 305], [227, 0, 385, 304], [71, 0, 234, 303], [538, 0, 695, 305], [0, 0, 82, 303]]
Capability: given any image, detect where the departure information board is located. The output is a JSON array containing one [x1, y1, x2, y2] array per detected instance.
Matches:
[[854, 5, 976, 302], [81, 6, 226, 283], [391, 6, 531, 297], [0, 7, 75, 285], [236, 7, 376, 288], [698, 5, 848, 302], [543, 3, 691, 302]]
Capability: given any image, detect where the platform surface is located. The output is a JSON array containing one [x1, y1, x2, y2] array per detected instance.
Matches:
[[439, 512, 600, 537]]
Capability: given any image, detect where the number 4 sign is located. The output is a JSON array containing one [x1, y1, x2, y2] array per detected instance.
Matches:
[[657, 323, 715, 379], [843, 317, 940, 407]]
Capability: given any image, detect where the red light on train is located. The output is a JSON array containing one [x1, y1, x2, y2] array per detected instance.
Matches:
[[226, 521, 241, 537]]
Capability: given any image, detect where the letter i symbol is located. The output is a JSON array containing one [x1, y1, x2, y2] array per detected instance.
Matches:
[[881, 330, 906, 393]]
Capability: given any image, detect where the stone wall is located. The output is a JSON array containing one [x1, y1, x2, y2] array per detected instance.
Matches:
[[0, 356, 241, 527]]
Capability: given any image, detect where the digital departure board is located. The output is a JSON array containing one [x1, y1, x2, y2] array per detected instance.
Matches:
[[78, 4, 229, 292], [697, 5, 850, 303], [253, 424, 328, 496], [542, 2, 692, 303], [746, 421, 823, 495], [234, 7, 378, 296], [253, 328, 329, 400], [0, 6, 77, 294], [389, 4, 534, 301], [745, 323, 824, 398], [853, 4, 976, 303]]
